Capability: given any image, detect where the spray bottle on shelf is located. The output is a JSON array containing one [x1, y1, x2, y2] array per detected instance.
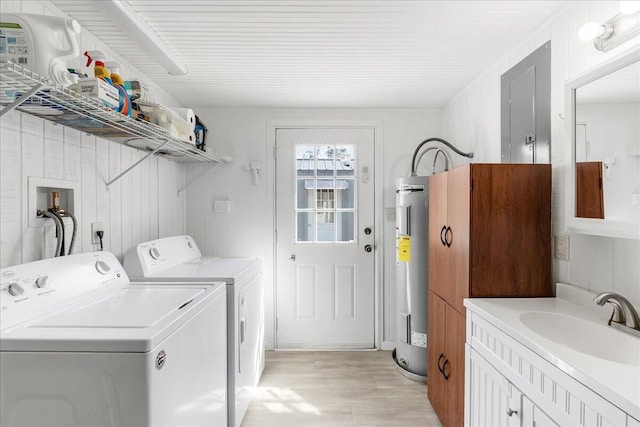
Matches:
[[105, 61, 132, 118], [83, 50, 113, 86]]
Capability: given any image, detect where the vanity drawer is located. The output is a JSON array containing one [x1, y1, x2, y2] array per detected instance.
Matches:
[[467, 311, 627, 427]]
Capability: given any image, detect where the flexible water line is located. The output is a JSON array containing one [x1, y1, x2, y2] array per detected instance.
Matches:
[[411, 137, 473, 176], [64, 210, 77, 255], [49, 210, 66, 256], [40, 211, 62, 257]]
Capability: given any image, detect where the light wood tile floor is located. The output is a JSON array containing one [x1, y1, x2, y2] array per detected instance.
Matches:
[[240, 351, 442, 427]]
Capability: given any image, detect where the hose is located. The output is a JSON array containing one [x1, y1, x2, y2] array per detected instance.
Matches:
[[39, 211, 62, 258], [63, 210, 77, 255], [49, 210, 66, 256], [413, 146, 454, 175], [432, 148, 452, 174], [410, 137, 473, 176]]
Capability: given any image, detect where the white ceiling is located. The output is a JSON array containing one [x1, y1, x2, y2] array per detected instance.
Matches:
[[51, 0, 565, 108]]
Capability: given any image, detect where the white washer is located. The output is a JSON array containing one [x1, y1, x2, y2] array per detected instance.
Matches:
[[123, 235, 264, 427], [0, 251, 227, 427]]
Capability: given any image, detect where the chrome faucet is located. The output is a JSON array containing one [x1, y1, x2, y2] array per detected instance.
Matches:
[[593, 292, 640, 333]]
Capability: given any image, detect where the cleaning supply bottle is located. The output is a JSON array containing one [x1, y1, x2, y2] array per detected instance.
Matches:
[[105, 61, 132, 118], [83, 50, 113, 85]]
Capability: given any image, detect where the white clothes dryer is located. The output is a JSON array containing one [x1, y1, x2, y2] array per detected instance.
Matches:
[[0, 251, 227, 427], [123, 235, 264, 427]]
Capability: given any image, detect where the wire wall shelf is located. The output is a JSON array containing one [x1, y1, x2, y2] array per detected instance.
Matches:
[[0, 62, 226, 188]]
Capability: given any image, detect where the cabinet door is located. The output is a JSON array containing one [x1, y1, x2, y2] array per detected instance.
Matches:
[[521, 397, 559, 427], [446, 166, 470, 315], [429, 171, 449, 301], [427, 291, 446, 421], [443, 304, 466, 427], [469, 164, 552, 298], [466, 346, 521, 427]]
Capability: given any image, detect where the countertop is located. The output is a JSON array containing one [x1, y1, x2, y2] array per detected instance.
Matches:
[[464, 283, 640, 420]]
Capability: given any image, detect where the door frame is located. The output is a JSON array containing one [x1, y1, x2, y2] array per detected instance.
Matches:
[[268, 119, 384, 350]]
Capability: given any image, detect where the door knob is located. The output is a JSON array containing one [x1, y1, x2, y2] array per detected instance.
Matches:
[[289, 254, 296, 261], [364, 244, 373, 253], [506, 408, 518, 417], [364, 227, 372, 235]]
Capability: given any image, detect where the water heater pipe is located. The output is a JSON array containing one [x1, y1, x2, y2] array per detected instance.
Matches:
[[411, 137, 473, 176]]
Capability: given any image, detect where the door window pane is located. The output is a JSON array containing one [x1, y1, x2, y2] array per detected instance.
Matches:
[[294, 143, 356, 243], [296, 212, 316, 242], [316, 212, 335, 242], [336, 212, 355, 242], [296, 179, 314, 209], [336, 179, 355, 209]]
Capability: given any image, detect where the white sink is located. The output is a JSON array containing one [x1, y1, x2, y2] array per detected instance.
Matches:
[[519, 312, 640, 365]]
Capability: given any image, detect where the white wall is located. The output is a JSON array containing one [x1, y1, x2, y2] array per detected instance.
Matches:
[[442, 1, 640, 308], [185, 108, 443, 350], [0, 0, 186, 267]]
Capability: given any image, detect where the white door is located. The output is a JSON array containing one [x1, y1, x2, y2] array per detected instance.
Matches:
[[275, 127, 375, 349]]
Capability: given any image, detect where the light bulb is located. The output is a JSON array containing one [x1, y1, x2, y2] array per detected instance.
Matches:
[[620, 1, 640, 14], [578, 22, 606, 41]]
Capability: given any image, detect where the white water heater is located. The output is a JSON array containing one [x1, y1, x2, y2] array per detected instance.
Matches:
[[393, 175, 429, 382]]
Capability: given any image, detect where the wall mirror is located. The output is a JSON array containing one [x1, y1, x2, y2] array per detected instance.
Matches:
[[566, 46, 640, 239]]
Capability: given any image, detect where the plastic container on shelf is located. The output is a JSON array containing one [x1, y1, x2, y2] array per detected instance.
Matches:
[[0, 13, 82, 87]]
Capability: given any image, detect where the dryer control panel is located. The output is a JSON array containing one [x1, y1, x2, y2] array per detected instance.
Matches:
[[123, 235, 202, 278], [0, 252, 128, 326]]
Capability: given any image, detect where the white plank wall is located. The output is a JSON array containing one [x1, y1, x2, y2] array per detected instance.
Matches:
[[0, 0, 187, 268], [0, 110, 185, 268], [442, 1, 640, 307]]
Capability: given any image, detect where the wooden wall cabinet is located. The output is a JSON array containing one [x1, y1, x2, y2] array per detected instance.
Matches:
[[426, 163, 553, 427]]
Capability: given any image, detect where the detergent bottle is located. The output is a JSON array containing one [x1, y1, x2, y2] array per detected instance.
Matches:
[[105, 61, 132, 118], [0, 13, 82, 87], [83, 50, 113, 86]]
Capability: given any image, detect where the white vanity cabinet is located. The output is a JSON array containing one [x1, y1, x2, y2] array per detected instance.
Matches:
[[466, 345, 558, 427], [464, 305, 638, 427]]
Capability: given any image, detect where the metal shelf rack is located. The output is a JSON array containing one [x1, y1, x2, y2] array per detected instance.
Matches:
[[0, 62, 227, 189]]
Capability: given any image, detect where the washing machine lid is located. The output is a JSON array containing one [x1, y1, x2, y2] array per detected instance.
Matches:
[[1, 283, 223, 353], [138, 257, 262, 285]]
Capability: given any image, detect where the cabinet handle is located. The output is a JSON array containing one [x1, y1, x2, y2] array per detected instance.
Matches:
[[440, 226, 447, 246], [445, 226, 453, 247], [442, 359, 450, 379], [506, 408, 518, 417], [437, 353, 445, 373]]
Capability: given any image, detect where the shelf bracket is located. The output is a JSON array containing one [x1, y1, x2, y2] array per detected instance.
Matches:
[[0, 83, 44, 118], [177, 162, 223, 195], [105, 140, 171, 189]]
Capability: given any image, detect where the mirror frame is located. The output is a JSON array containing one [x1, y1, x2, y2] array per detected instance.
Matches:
[[565, 45, 640, 239]]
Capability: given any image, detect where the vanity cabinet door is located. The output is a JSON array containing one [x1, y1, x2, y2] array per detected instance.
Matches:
[[466, 346, 522, 427], [521, 398, 559, 427]]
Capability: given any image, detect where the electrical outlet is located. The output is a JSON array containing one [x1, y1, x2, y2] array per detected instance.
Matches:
[[91, 222, 104, 244], [555, 233, 569, 261]]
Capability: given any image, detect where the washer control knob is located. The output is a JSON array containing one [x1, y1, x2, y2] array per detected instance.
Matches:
[[7, 283, 25, 296], [187, 241, 193, 249], [35, 276, 49, 288], [95, 261, 111, 275], [149, 247, 161, 260]]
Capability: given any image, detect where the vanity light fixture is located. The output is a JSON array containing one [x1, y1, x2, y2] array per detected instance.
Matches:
[[94, 0, 188, 76], [578, 4, 640, 52]]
